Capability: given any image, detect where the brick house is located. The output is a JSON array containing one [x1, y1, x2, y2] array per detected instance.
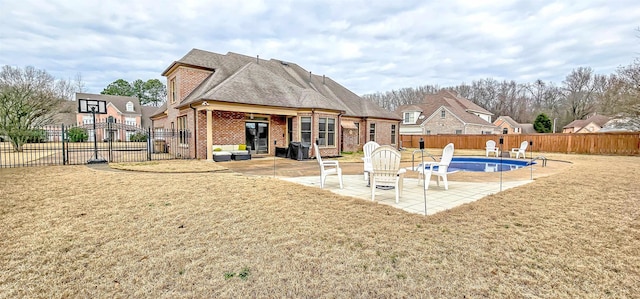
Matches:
[[562, 114, 610, 133], [396, 90, 498, 135], [151, 49, 400, 160], [493, 116, 535, 134]]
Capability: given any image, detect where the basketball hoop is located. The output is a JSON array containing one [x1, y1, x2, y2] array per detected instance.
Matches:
[[78, 98, 107, 164], [78, 99, 107, 114]]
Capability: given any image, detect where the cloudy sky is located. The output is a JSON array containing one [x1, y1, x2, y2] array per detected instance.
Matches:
[[1, 0, 639, 95]]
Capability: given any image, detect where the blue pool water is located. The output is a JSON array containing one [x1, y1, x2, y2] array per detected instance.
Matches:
[[419, 157, 536, 173]]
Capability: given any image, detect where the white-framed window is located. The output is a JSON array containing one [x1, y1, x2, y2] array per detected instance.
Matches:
[[318, 117, 336, 146], [455, 129, 462, 134], [177, 116, 188, 145], [426, 130, 431, 135], [391, 124, 396, 144], [403, 112, 415, 124], [125, 117, 136, 126], [170, 78, 177, 104], [125, 101, 134, 112], [82, 115, 93, 124], [441, 110, 446, 118], [300, 117, 311, 143], [369, 123, 376, 142]]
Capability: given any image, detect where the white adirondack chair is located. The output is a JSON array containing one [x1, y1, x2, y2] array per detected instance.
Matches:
[[362, 141, 380, 182], [313, 142, 343, 189], [370, 145, 406, 203], [418, 143, 455, 190], [485, 140, 500, 157], [510, 141, 528, 159]]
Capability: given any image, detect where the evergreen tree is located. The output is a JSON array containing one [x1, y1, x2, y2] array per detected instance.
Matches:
[[533, 113, 553, 133]]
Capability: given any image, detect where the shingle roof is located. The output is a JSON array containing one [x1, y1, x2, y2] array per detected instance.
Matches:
[[563, 114, 610, 129], [396, 90, 494, 126], [520, 123, 535, 134], [169, 49, 399, 120], [495, 116, 519, 127]]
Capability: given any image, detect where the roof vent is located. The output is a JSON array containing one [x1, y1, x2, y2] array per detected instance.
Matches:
[[280, 60, 288, 66]]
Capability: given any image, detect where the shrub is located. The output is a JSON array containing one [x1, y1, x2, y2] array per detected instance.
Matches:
[[129, 132, 147, 142], [67, 127, 88, 142], [25, 129, 46, 143]]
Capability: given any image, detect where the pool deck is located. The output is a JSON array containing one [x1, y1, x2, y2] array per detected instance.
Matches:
[[281, 175, 531, 215], [222, 156, 551, 216]]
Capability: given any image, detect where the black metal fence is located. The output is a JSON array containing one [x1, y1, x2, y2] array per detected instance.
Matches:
[[0, 122, 191, 168]]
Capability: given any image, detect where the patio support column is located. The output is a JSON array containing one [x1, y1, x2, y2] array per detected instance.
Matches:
[[206, 109, 213, 161]]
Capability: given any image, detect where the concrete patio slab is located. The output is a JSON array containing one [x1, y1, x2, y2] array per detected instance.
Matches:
[[281, 175, 532, 215]]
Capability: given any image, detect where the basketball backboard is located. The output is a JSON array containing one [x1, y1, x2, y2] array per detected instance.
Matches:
[[78, 99, 107, 114]]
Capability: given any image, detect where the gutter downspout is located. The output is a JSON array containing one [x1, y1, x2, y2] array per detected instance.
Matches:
[[190, 103, 197, 158], [337, 111, 343, 154]]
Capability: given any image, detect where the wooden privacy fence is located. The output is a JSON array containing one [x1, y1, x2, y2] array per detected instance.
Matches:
[[400, 133, 640, 155]]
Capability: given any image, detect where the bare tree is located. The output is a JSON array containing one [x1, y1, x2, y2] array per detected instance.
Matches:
[[606, 60, 640, 129], [0, 65, 68, 151], [562, 67, 600, 121]]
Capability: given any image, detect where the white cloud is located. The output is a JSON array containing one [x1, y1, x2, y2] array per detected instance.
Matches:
[[0, 0, 638, 95]]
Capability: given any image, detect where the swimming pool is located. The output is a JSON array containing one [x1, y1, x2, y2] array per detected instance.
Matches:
[[416, 157, 536, 173]]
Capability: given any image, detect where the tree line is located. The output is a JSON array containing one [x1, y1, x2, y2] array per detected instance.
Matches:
[[362, 61, 640, 131]]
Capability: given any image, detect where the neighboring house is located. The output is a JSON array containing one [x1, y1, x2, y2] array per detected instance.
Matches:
[[601, 117, 640, 132], [396, 90, 498, 135], [74, 93, 152, 141], [493, 116, 535, 134], [562, 114, 610, 133], [151, 49, 401, 160]]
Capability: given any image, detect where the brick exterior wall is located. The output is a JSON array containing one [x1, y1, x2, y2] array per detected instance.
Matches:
[[365, 119, 400, 147], [269, 115, 287, 154], [212, 111, 245, 144], [340, 117, 360, 153], [341, 128, 359, 153], [423, 110, 465, 135], [166, 67, 212, 129]]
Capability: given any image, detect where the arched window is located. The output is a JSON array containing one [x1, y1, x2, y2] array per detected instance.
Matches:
[[126, 101, 134, 112]]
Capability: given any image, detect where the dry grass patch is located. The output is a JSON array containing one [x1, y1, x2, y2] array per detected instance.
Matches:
[[0, 155, 638, 297]]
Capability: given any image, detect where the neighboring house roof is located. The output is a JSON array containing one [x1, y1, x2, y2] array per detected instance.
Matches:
[[140, 106, 158, 128], [166, 49, 399, 120], [149, 102, 168, 119], [396, 90, 494, 126], [494, 116, 536, 133], [495, 116, 519, 127], [563, 114, 610, 129], [520, 123, 536, 134], [603, 117, 640, 131]]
